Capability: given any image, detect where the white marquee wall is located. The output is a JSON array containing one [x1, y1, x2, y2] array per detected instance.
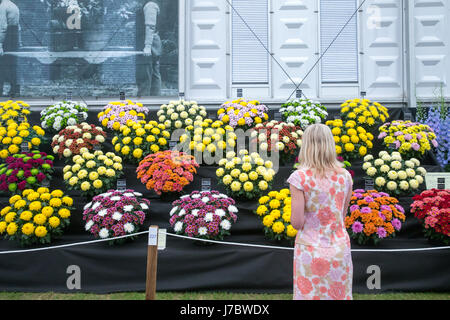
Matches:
[[182, 0, 450, 105]]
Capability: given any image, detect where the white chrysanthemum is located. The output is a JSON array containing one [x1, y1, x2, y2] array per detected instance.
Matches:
[[399, 181, 410, 190], [380, 165, 390, 173], [192, 209, 199, 217], [362, 162, 372, 170], [112, 212, 123, 221], [411, 158, 421, 167], [220, 220, 231, 230], [92, 202, 101, 211], [387, 181, 397, 191], [124, 223, 135, 233], [391, 161, 402, 170], [169, 207, 178, 216], [367, 167, 377, 177], [84, 202, 92, 210], [124, 205, 133, 212], [198, 227, 208, 236], [110, 196, 121, 201], [192, 194, 201, 199], [215, 209, 226, 218], [179, 209, 186, 216], [375, 177, 386, 187], [406, 168, 416, 178], [140, 203, 149, 210], [415, 175, 424, 184], [374, 159, 384, 167], [174, 221, 183, 233], [387, 171, 398, 180], [398, 171, 407, 180], [133, 192, 143, 197], [85, 220, 94, 231], [405, 160, 415, 168], [364, 155, 374, 162], [204, 212, 214, 222], [228, 205, 238, 213], [417, 167, 427, 176], [409, 179, 419, 189], [379, 151, 389, 157], [99, 228, 109, 239], [98, 209, 107, 217], [201, 197, 209, 203]]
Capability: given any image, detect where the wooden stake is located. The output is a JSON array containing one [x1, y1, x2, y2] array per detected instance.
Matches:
[[145, 225, 159, 300]]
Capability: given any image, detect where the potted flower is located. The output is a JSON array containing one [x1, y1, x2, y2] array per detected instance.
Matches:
[[411, 189, 450, 245], [157, 100, 208, 134], [0, 122, 46, 159], [345, 189, 406, 245], [362, 151, 427, 197], [41, 101, 88, 133], [216, 149, 275, 200], [98, 100, 149, 132], [280, 98, 328, 129], [63, 150, 124, 197], [340, 98, 390, 133], [136, 150, 199, 198], [250, 120, 303, 165], [112, 120, 171, 164], [0, 151, 54, 194], [217, 99, 269, 130], [51, 123, 107, 160], [255, 189, 297, 244], [169, 190, 238, 242], [0, 188, 74, 246]]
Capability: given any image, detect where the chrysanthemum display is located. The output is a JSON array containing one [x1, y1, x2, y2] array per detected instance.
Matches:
[[0, 100, 31, 125], [326, 119, 374, 161], [98, 100, 149, 131], [156, 100, 207, 133], [179, 119, 236, 164], [0, 151, 54, 194], [340, 98, 389, 131], [362, 151, 427, 196], [280, 98, 328, 129], [250, 121, 303, 165], [0, 122, 46, 159], [169, 190, 238, 241], [40, 101, 88, 132], [255, 189, 297, 242], [217, 150, 274, 200], [217, 99, 269, 130], [112, 120, 170, 164], [0, 188, 73, 246], [51, 123, 107, 160], [411, 189, 449, 245], [63, 151, 124, 197], [345, 189, 406, 245], [136, 150, 199, 195], [378, 121, 438, 160], [82, 189, 151, 244]]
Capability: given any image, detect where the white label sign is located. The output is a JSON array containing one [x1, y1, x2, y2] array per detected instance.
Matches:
[[158, 229, 166, 251], [148, 226, 158, 246], [425, 173, 450, 190]]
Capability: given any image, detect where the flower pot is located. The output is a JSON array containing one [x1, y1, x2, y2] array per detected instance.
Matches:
[[81, 28, 109, 51]]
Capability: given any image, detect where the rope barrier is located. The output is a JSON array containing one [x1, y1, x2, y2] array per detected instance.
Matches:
[[0, 230, 449, 255]]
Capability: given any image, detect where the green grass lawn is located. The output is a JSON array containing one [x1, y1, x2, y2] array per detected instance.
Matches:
[[0, 292, 448, 300]]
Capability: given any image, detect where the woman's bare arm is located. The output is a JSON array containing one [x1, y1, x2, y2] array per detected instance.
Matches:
[[290, 184, 305, 230], [342, 175, 353, 218]]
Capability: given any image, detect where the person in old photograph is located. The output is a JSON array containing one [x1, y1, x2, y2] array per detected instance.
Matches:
[[136, 0, 162, 97], [0, 0, 20, 97]]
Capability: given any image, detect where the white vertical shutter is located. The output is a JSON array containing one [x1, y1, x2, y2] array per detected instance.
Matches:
[[320, 0, 358, 83], [232, 0, 269, 84]]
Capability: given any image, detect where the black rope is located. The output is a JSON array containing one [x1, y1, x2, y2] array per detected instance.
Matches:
[[287, 0, 368, 100]]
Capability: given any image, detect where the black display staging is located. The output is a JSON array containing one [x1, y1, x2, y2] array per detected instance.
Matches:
[[0, 108, 449, 294]]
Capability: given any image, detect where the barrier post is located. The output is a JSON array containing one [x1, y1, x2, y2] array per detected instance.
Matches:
[[145, 226, 159, 300]]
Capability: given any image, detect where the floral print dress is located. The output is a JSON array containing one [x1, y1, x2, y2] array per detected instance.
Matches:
[[287, 168, 353, 300]]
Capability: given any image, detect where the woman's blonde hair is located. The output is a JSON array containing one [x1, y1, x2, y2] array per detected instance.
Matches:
[[298, 123, 343, 177]]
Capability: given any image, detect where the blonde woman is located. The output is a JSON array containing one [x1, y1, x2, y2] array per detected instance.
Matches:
[[287, 124, 353, 300]]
